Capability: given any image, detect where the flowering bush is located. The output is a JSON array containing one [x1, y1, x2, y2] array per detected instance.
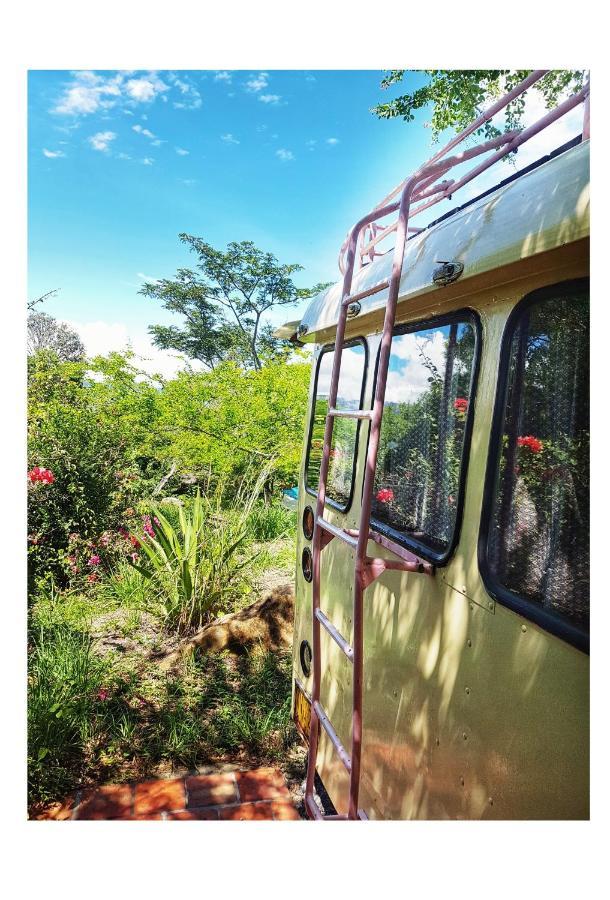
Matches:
[[517, 435, 544, 453], [376, 488, 394, 503], [28, 466, 55, 484]]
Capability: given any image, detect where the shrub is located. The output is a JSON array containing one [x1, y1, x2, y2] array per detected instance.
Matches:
[[129, 474, 268, 633]]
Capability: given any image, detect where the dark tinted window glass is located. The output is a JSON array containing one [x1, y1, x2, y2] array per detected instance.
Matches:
[[305, 343, 366, 507], [487, 288, 589, 631], [372, 318, 477, 554]]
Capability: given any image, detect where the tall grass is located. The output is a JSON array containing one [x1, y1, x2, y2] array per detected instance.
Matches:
[[245, 501, 296, 542], [28, 622, 112, 805]]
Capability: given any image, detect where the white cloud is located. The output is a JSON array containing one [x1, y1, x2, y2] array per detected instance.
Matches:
[[64, 318, 204, 380], [305, 74, 317, 82], [306, 139, 317, 150], [245, 72, 269, 93], [53, 70, 170, 117], [175, 147, 189, 155], [42, 148, 65, 158], [259, 94, 281, 105], [276, 148, 294, 162], [137, 272, 159, 283], [52, 71, 123, 116], [180, 179, 197, 186], [88, 131, 117, 152], [214, 71, 232, 83], [125, 74, 169, 103], [326, 137, 339, 145], [168, 72, 202, 110], [132, 124, 156, 139], [116, 152, 131, 160], [221, 133, 240, 144], [141, 157, 154, 165]]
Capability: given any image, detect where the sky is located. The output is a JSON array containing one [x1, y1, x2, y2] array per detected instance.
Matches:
[[28, 69, 584, 377]]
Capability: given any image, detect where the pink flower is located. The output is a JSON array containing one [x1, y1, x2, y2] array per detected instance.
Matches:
[[376, 488, 394, 503], [142, 515, 155, 538], [87, 554, 101, 567], [28, 466, 55, 484], [130, 552, 139, 563], [517, 435, 543, 453], [97, 688, 109, 701]]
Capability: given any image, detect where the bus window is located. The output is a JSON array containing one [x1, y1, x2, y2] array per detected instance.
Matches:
[[483, 282, 589, 642], [371, 313, 479, 562], [305, 340, 367, 509]]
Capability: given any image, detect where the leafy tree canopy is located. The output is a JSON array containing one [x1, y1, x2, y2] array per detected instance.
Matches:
[[372, 70, 586, 142], [27, 311, 85, 361], [142, 234, 330, 371]]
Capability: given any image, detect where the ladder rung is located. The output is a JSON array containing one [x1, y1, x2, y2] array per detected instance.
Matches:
[[317, 517, 358, 548], [315, 609, 354, 662], [313, 701, 352, 773], [328, 408, 372, 420], [343, 278, 390, 306]]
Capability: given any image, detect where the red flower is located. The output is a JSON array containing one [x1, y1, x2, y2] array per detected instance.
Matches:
[[87, 572, 99, 584], [28, 466, 55, 484], [453, 397, 468, 413], [129, 534, 140, 548], [517, 435, 543, 453], [376, 488, 394, 503]]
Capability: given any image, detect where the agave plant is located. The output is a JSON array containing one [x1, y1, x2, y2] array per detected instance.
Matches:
[[129, 473, 267, 633]]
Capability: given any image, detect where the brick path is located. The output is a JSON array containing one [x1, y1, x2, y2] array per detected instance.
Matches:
[[35, 766, 301, 821]]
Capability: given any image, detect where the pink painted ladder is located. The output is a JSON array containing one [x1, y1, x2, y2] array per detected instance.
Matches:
[[303, 71, 590, 821]]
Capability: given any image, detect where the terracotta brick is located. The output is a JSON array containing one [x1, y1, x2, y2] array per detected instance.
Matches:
[[76, 784, 134, 820], [134, 778, 185, 815], [270, 801, 301, 821], [219, 801, 275, 821], [186, 773, 237, 808], [235, 767, 291, 803], [166, 808, 219, 820]]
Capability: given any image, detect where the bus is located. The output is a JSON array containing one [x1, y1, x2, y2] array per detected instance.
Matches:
[[279, 72, 590, 820]]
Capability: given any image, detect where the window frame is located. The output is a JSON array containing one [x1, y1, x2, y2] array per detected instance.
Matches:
[[367, 308, 482, 566], [478, 279, 590, 654], [304, 336, 369, 514]]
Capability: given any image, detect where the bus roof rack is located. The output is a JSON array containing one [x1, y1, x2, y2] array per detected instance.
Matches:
[[339, 70, 590, 276]]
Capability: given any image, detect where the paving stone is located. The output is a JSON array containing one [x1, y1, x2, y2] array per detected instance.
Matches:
[[166, 808, 219, 820], [218, 801, 276, 820], [269, 800, 301, 821], [134, 778, 185, 815], [34, 795, 78, 821], [235, 767, 291, 802], [186, 773, 238, 808], [76, 784, 133, 820]]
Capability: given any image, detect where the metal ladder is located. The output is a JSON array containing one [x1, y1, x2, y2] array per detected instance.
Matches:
[[303, 70, 590, 821]]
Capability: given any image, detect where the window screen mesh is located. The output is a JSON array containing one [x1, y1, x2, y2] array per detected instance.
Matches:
[[371, 318, 477, 555], [487, 287, 589, 631], [306, 343, 366, 507]]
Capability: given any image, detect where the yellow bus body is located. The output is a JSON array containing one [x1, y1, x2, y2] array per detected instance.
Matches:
[[290, 140, 589, 819]]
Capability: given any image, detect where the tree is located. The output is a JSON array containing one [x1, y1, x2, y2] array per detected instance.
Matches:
[[372, 70, 586, 142], [28, 289, 58, 312], [142, 234, 330, 371], [27, 311, 85, 361]]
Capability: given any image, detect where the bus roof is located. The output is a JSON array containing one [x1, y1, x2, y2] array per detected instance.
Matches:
[[285, 136, 589, 344]]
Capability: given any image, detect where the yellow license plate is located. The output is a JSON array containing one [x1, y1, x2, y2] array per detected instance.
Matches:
[[294, 682, 311, 742]]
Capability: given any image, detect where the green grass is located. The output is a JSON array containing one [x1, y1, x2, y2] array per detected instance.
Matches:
[[245, 501, 296, 542]]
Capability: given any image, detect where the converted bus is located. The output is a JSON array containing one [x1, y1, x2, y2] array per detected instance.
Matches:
[[278, 72, 590, 820]]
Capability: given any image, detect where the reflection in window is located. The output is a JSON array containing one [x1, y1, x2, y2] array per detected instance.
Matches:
[[487, 288, 589, 632], [371, 318, 477, 555], [305, 343, 366, 508]]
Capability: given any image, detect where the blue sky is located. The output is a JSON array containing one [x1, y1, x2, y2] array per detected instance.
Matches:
[[28, 69, 582, 376]]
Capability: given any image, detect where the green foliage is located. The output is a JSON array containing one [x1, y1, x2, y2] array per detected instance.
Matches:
[[129, 477, 267, 632], [372, 70, 586, 142], [28, 619, 114, 805], [156, 357, 310, 489], [245, 501, 296, 542], [141, 234, 329, 370], [27, 351, 162, 590]]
